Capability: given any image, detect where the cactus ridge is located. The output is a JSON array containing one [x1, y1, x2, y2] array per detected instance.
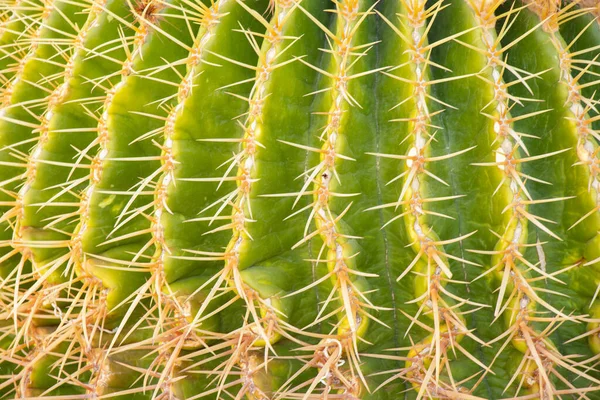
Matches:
[[463, 2, 575, 397], [0, 0, 600, 399], [367, 1, 491, 396], [547, 5, 600, 269], [276, 1, 385, 394], [0, 0, 44, 87]]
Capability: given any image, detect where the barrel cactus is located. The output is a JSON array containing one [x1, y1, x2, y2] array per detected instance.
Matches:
[[0, 0, 599, 398]]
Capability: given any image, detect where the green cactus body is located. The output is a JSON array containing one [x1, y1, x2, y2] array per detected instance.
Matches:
[[553, 4, 600, 288], [559, 5, 600, 133], [79, 0, 198, 319], [372, 1, 484, 395], [19, 0, 136, 309], [157, 0, 269, 344], [0, 0, 86, 282], [1, 0, 600, 399], [0, 0, 45, 85], [0, 4, 89, 392]]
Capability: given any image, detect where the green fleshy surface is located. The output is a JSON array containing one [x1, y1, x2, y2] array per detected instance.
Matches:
[[81, 0, 199, 313], [162, 0, 270, 284], [0, 0, 45, 84], [559, 13, 600, 132], [21, 0, 136, 280], [0, 0, 88, 278], [0, 1, 599, 399]]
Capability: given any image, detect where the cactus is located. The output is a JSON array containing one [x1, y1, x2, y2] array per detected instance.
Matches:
[[0, 0, 599, 398]]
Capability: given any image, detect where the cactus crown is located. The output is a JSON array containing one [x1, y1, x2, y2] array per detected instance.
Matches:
[[0, 0, 599, 398]]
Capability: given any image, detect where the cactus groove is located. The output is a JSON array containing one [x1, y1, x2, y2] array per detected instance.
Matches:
[[0, 0, 599, 398]]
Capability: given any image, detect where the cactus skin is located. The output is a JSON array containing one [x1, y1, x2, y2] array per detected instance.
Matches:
[[0, 0, 599, 398]]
